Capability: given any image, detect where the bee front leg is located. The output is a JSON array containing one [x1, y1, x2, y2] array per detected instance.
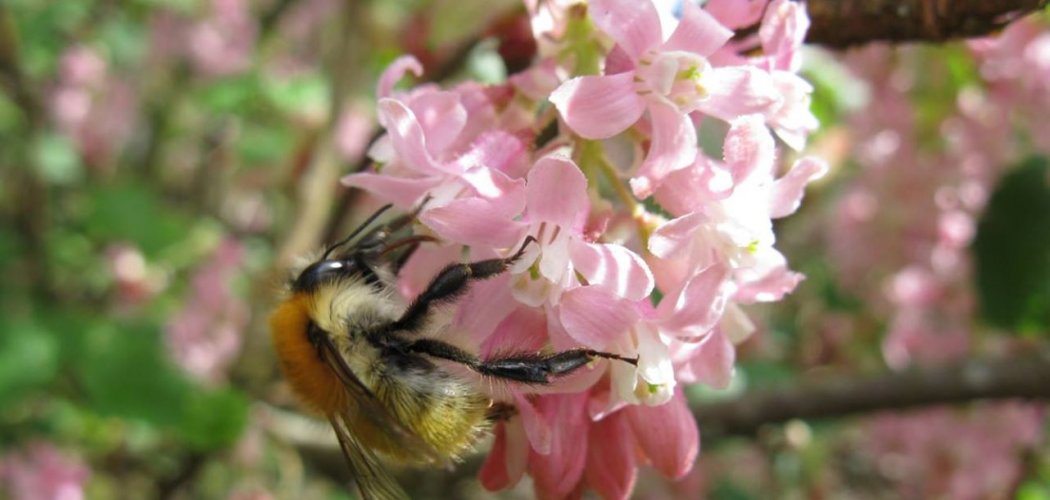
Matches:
[[391, 237, 537, 333]]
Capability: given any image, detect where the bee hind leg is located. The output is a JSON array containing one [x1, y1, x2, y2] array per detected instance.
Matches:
[[405, 338, 637, 385]]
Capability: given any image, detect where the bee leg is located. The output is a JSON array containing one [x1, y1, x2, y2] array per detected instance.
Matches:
[[405, 338, 636, 385], [392, 237, 539, 333], [474, 349, 638, 384]]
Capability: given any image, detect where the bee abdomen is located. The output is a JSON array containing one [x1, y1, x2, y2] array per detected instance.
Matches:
[[372, 366, 490, 464]]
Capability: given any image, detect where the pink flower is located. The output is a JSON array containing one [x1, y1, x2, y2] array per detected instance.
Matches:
[[165, 238, 247, 385], [482, 387, 699, 499], [650, 117, 825, 302], [421, 154, 653, 306], [342, 2, 825, 493], [550, 0, 794, 197], [188, 0, 257, 77], [48, 46, 138, 169], [1, 442, 89, 500]]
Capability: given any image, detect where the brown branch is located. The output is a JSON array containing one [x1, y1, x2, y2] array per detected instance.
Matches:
[[805, 0, 1050, 48], [696, 345, 1050, 439], [266, 346, 1050, 494]]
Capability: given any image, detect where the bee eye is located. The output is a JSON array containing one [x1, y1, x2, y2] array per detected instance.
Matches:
[[292, 254, 384, 292], [293, 260, 354, 292]]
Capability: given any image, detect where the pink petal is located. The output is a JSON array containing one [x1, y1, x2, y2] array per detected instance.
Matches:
[[340, 172, 436, 208], [723, 114, 776, 185], [421, 198, 526, 248], [584, 414, 637, 500], [460, 164, 528, 205], [514, 393, 553, 455], [376, 55, 423, 98], [649, 212, 706, 259], [456, 130, 530, 178], [538, 228, 573, 286], [550, 73, 646, 139], [663, 1, 733, 56], [759, 0, 810, 72], [768, 72, 818, 150], [481, 306, 549, 358], [653, 157, 733, 216], [546, 304, 582, 352], [479, 423, 511, 490], [528, 394, 589, 499], [508, 57, 562, 102], [396, 244, 460, 299], [570, 241, 654, 301], [376, 98, 460, 175], [770, 156, 827, 218], [558, 286, 639, 349], [735, 263, 804, 303], [657, 263, 732, 336], [632, 101, 698, 199], [704, 0, 768, 29], [408, 90, 467, 157], [696, 66, 780, 121], [525, 155, 589, 227], [626, 389, 699, 479], [588, 0, 663, 61], [480, 421, 529, 490], [676, 329, 735, 388], [453, 275, 517, 346], [605, 45, 635, 75]]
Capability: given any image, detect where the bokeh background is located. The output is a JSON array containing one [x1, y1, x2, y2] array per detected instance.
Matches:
[[1, 0, 1049, 498]]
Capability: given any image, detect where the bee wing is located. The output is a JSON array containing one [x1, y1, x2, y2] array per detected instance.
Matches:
[[328, 411, 410, 500], [315, 333, 447, 465]]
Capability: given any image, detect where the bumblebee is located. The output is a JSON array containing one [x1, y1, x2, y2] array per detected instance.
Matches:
[[270, 204, 636, 499]]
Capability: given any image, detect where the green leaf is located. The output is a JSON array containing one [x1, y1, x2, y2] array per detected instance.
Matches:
[[0, 318, 59, 407], [177, 387, 250, 451], [263, 73, 329, 119], [83, 183, 192, 256], [10, 0, 92, 78], [0, 93, 26, 135], [973, 157, 1050, 333], [70, 318, 248, 450], [33, 133, 83, 186], [709, 479, 760, 500], [98, 14, 146, 66], [236, 123, 294, 166], [198, 74, 263, 114], [75, 322, 189, 427], [1017, 482, 1050, 500]]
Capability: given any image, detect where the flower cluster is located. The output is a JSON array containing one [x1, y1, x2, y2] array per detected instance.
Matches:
[[344, 0, 824, 496], [816, 17, 1050, 498]]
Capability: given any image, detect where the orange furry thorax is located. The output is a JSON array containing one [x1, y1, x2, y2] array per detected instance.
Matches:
[[270, 294, 346, 415]]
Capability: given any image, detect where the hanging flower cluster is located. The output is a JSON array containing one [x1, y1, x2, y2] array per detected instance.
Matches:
[[344, 0, 825, 496]]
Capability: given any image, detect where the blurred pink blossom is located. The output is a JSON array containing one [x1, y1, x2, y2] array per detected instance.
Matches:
[[166, 238, 248, 385], [47, 46, 138, 169], [105, 243, 167, 309], [868, 403, 1045, 500], [188, 0, 257, 77], [0, 442, 90, 500], [148, 0, 257, 78]]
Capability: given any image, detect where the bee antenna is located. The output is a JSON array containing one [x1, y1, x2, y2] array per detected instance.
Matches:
[[322, 203, 395, 260]]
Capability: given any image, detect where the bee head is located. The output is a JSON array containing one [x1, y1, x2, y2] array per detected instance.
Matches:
[[291, 252, 380, 293]]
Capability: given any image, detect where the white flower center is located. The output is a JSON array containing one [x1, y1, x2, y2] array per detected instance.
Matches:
[[635, 50, 711, 112]]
